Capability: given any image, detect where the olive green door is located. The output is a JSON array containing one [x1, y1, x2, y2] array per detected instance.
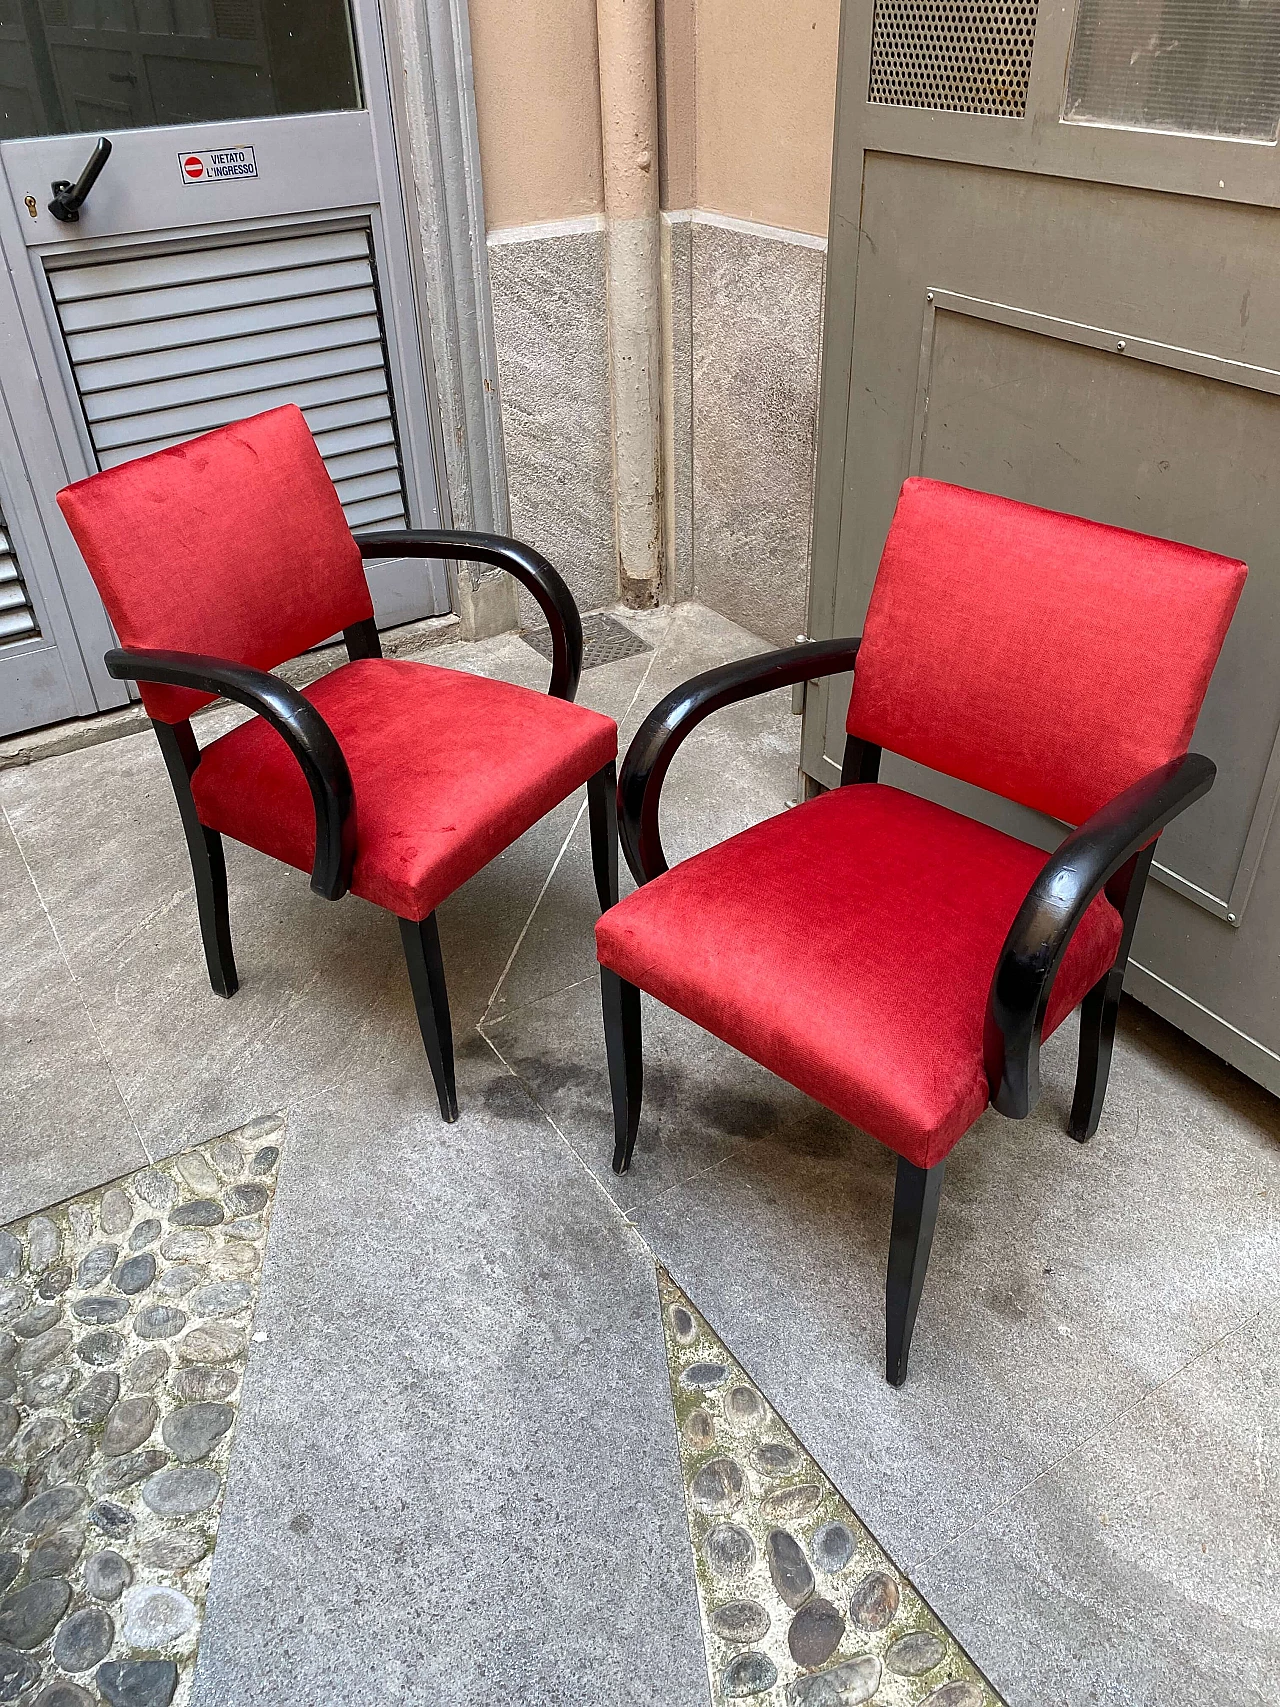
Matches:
[[806, 0, 1280, 1093]]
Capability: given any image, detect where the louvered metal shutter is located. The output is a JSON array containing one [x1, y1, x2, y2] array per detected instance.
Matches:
[[0, 513, 40, 645], [46, 224, 409, 532]]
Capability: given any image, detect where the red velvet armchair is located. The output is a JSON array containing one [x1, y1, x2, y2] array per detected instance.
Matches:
[[57, 405, 619, 1121], [596, 478, 1245, 1384]]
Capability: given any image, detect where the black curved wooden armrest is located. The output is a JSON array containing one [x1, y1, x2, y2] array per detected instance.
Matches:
[[984, 752, 1215, 1120], [355, 529, 584, 702], [105, 647, 356, 902], [618, 637, 862, 883]]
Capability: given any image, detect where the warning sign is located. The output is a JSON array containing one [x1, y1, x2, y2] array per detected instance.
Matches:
[[178, 146, 257, 185]]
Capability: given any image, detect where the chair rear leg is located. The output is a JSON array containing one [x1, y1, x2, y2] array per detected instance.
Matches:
[[191, 827, 238, 999], [587, 761, 619, 912], [1069, 843, 1156, 1144], [601, 968, 642, 1172], [399, 913, 458, 1122], [153, 720, 237, 998], [886, 1155, 945, 1387], [1069, 973, 1120, 1142]]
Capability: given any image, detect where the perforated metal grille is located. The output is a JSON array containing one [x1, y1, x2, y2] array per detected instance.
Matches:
[[212, 0, 261, 41], [869, 0, 1039, 118]]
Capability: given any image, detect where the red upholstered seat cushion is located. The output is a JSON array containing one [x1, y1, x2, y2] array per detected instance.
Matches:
[[595, 784, 1123, 1169], [56, 405, 374, 726], [192, 658, 617, 920], [849, 479, 1247, 827]]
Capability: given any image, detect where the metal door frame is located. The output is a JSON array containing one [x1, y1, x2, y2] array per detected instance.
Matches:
[[0, 0, 509, 732], [0, 237, 115, 727]]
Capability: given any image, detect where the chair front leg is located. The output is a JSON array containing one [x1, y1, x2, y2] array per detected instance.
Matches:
[[886, 1155, 945, 1387], [587, 761, 619, 913], [153, 720, 237, 999], [600, 968, 642, 1172], [398, 913, 458, 1122]]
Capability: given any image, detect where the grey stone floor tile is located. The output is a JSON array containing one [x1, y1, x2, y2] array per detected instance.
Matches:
[[620, 1004, 1280, 1570], [461, 611, 680, 1030], [484, 977, 759, 1213], [190, 1036, 707, 1706], [609, 602, 801, 867], [484, 600, 799, 1032], [0, 658, 609, 1162], [909, 1308, 1279, 1707], [0, 805, 146, 1222]]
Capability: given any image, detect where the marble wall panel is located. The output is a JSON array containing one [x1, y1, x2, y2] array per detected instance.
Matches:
[[665, 213, 695, 602], [486, 225, 618, 617], [485, 214, 826, 640], [691, 219, 826, 646]]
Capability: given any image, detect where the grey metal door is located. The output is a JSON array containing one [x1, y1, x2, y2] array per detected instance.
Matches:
[[0, 0, 448, 739], [806, 0, 1280, 1093]]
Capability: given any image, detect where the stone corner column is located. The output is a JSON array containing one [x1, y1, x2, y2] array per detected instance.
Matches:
[[597, 0, 664, 606]]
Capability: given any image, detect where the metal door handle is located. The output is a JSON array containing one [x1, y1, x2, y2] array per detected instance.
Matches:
[[49, 136, 113, 223]]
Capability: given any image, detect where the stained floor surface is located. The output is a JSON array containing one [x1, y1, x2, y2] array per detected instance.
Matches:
[[1, 602, 1276, 1706]]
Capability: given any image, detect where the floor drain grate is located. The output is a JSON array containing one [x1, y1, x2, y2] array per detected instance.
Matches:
[[522, 611, 652, 672]]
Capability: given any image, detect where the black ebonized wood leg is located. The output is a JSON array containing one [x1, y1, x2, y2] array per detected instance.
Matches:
[[153, 719, 237, 999], [886, 1155, 945, 1387], [601, 968, 642, 1173], [399, 913, 458, 1122], [190, 826, 237, 999], [1070, 973, 1120, 1143], [1069, 842, 1155, 1144], [587, 761, 619, 913]]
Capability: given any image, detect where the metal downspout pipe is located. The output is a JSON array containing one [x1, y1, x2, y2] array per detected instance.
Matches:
[[596, 0, 664, 604]]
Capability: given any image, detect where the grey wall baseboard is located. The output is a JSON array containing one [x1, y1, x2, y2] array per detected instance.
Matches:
[[690, 215, 826, 646], [485, 210, 827, 634], [487, 220, 618, 618], [1127, 961, 1280, 1098]]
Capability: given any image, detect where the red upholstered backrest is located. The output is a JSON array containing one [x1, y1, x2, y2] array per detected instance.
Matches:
[[57, 404, 374, 723], [846, 479, 1246, 826]]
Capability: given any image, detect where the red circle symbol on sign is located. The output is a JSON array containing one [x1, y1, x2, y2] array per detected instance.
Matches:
[[183, 156, 204, 179]]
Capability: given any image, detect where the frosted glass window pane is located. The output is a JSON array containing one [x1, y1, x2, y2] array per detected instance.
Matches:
[[1064, 0, 1280, 141]]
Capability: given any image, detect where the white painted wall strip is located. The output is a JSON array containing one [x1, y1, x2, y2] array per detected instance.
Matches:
[[487, 207, 827, 253], [689, 208, 828, 252], [486, 213, 608, 247]]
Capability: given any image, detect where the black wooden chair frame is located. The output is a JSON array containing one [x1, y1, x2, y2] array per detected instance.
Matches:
[[601, 636, 1215, 1384], [107, 530, 619, 1124]]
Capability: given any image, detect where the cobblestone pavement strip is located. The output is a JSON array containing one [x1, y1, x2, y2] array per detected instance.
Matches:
[[659, 1270, 1008, 1707], [0, 1114, 285, 1707]]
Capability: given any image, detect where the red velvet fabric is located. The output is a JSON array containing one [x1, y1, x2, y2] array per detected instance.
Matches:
[[848, 480, 1247, 826], [595, 784, 1122, 1168], [56, 405, 373, 724], [192, 658, 617, 920]]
